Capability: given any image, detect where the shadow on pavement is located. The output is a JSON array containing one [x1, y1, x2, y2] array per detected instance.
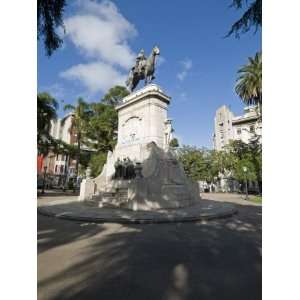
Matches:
[[37, 190, 80, 198], [37, 201, 261, 300]]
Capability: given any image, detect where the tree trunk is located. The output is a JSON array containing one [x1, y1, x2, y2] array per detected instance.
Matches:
[[74, 133, 81, 192]]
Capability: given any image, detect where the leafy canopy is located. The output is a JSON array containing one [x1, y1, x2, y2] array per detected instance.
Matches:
[[85, 103, 118, 152], [169, 138, 179, 148], [38, 0, 66, 56], [177, 139, 261, 185], [37, 92, 58, 154], [89, 152, 107, 178], [227, 0, 262, 38], [63, 98, 92, 175], [101, 86, 130, 106], [178, 146, 219, 182]]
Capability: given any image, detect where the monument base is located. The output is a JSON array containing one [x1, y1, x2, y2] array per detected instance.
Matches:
[[79, 84, 200, 211], [80, 142, 200, 211]]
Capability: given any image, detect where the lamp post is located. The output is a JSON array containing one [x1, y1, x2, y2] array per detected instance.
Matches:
[[42, 166, 47, 194], [243, 166, 249, 201]]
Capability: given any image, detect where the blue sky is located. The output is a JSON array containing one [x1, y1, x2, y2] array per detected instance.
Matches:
[[38, 0, 261, 149]]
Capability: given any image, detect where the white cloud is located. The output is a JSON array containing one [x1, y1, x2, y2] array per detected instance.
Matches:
[[177, 58, 193, 81], [60, 61, 126, 94], [60, 0, 137, 94], [64, 0, 136, 69]]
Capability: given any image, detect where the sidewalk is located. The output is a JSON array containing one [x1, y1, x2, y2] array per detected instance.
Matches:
[[201, 192, 262, 206]]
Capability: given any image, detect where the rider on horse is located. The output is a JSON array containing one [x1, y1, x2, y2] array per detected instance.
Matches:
[[126, 46, 160, 92], [133, 49, 146, 75]]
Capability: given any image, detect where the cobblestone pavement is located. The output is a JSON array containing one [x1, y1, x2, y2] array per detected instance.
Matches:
[[38, 192, 261, 300]]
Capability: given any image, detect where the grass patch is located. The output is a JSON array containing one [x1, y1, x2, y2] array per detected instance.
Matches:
[[251, 195, 262, 204]]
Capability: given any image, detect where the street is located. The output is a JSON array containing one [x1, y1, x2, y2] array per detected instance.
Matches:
[[38, 193, 261, 300]]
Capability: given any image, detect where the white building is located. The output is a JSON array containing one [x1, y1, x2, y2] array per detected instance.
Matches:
[[212, 105, 262, 193], [39, 112, 95, 187], [213, 105, 261, 150], [42, 113, 77, 181]]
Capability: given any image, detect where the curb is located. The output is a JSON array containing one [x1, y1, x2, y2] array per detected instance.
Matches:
[[37, 205, 238, 224]]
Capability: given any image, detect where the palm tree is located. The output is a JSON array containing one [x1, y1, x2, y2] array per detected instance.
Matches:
[[63, 98, 91, 182], [37, 92, 58, 154], [235, 52, 262, 111]]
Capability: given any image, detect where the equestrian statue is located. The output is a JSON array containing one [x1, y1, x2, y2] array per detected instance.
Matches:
[[125, 46, 160, 92]]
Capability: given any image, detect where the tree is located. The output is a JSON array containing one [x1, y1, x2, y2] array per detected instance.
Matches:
[[227, 0, 262, 38], [210, 149, 235, 176], [177, 146, 219, 182], [63, 98, 91, 179], [38, 0, 67, 56], [37, 92, 58, 154], [89, 152, 107, 178], [169, 138, 179, 148], [101, 86, 130, 106], [235, 52, 262, 109], [224, 139, 262, 191], [85, 103, 118, 152]]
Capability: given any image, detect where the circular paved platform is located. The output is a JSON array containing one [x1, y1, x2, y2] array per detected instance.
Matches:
[[38, 197, 237, 224]]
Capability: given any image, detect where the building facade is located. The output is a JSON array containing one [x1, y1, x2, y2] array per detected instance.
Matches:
[[213, 105, 261, 150], [212, 105, 262, 194], [38, 113, 80, 187]]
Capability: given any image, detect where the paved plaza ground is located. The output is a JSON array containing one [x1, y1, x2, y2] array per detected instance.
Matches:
[[37, 192, 262, 300]]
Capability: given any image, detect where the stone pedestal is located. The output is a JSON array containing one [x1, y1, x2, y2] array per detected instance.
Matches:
[[79, 179, 95, 201], [79, 84, 201, 210]]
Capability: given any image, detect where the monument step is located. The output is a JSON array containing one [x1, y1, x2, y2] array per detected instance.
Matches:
[[91, 195, 102, 202], [103, 192, 116, 196], [85, 199, 99, 206]]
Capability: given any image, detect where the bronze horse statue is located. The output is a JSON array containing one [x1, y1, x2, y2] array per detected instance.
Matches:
[[126, 46, 160, 92]]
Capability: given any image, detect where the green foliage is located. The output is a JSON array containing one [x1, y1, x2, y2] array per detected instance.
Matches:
[[101, 86, 130, 106], [235, 52, 262, 107], [89, 152, 107, 177], [169, 138, 179, 148], [252, 195, 262, 203], [37, 0, 66, 56], [224, 139, 262, 183], [227, 0, 262, 38], [233, 158, 257, 181], [37, 92, 59, 154], [85, 103, 118, 152], [178, 140, 261, 188], [177, 146, 218, 182], [63, 98, 92, 176]]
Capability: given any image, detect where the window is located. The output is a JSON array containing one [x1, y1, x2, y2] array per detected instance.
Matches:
[[250, 125, 255, 133], [55, 165, 58, 173], [237, 128, 241, 135]]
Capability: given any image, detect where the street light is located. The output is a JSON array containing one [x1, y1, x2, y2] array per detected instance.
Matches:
[[42, 166, 47, 194], [243, 166, 249, 201]]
